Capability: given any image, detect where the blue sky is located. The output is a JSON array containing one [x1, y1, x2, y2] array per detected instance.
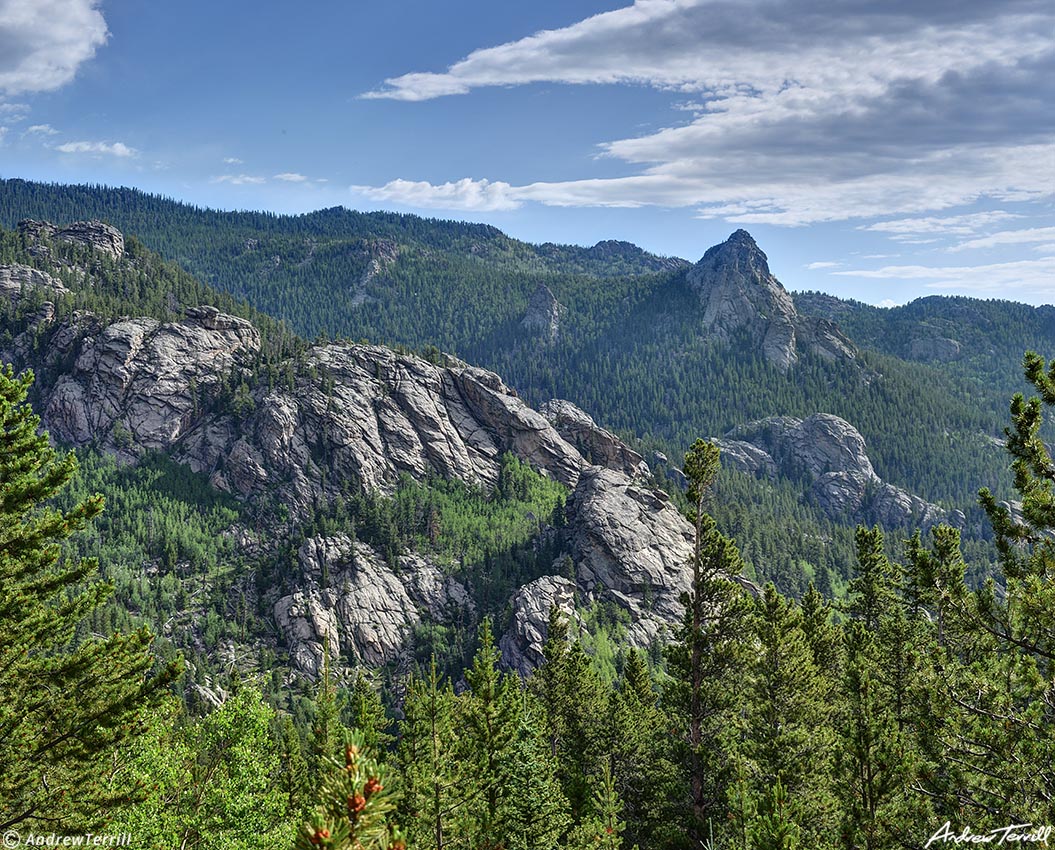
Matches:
[[1, 0, 1054, 306]]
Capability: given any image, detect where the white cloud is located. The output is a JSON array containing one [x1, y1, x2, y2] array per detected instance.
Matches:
[[223, 156, 243, 165], [949, 226, 1055, 252], [861, 211, 1023, 240], [805, 261, 841, 270], [360, 1, 1055, 226], [0, 101, 28, 119], [353, 177, 522, 212], [211, 174, 266, 185], [0, 126, 7, 143], [0, 0, 108, 95], [834, 257, 1055, 297], [274, 172, 308, 182], [24, 122, 57, 135], [55, 140, 137, 157], [875, 299, 900, 309]]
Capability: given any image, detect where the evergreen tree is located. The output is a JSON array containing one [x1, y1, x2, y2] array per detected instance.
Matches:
[[743, 585, 836, 848], [311, 648, 346, 785], [611, 650, 680, 849], [279, 714, 311, 821], [397, 661, 462, 850], [664, 439, 752, 843], [566, 762, 624, 850], [501, 707, 570, 850], [297, 730, 406, 850], [0, 365, 176, 830], [461, 618, 521, 848], [347, 669, 393, 753], [834, 622, 923, 850]]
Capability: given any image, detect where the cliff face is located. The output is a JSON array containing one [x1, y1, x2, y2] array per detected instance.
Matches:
[[717, 413, 951, 529], [3, 220, 725, 680], [686, 230, 856, 371]]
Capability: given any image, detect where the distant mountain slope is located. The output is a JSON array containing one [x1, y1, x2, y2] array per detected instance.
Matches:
[[0, 180, 1030, 593]]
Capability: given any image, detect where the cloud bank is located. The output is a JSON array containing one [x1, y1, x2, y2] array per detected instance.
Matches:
[[358, 0, 1055, 225]]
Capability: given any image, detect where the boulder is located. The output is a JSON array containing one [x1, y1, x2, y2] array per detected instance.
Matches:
[[499, 576, 579, 677]]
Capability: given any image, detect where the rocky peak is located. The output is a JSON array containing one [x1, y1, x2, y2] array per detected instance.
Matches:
[[687, 230, 855, 371], [520, 282, 564, 343]]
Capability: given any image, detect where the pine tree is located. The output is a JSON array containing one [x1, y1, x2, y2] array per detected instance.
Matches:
[[744, 585, 836, 848], [664, 439, 752, 843], [279, 714, 311, 820], [347, 669, 393, 753], [566, 761, 624, 850], [501, 706, 570, 850], [461, 618, 521, 848], [297, 730, 406, 850], [834, 621, 925, 850], [397, 661, 462, 850], [0, 366, 176, 830], [612, 650, 679, 849], [311, 649, 346, 786]]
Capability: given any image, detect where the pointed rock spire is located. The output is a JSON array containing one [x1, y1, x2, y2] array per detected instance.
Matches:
[[686, 230, 855, 371]]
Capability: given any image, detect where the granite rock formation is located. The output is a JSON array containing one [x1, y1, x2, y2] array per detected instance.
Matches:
[[687, 230, 855, 371]]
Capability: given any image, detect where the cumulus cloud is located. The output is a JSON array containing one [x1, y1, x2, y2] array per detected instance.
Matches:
[[274, 172, 308, 182], [353, 177, 522, 212], [211, 174, 266, 185], [24, 123, 57, 135], [0, 0, 108, 95], [223, 156, 243, 164], [359, 0, 1055, 226], [56, 140, 136, 157]]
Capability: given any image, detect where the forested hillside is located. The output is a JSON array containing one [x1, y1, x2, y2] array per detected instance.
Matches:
[[2, 181, 1055, 848], [0, 179, 1039, 517]]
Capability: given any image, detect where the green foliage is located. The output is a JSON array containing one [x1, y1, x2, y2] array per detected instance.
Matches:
[[113, 689, 296, 850], [0, 366, 176, 830], [298, 730, 405, 850]]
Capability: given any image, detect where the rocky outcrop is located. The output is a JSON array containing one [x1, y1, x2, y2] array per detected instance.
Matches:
[[349, 239, 398, 307], [564, 466, 696, 646], [42, 308, 259, 456], [687, 230, 855, 371], [717, 413, 947, 529], [499, 576, 579, 676], [908, 336, 962, 362], [585, 240, 690, 273], [540, 399, 649, 479], [274, 533, 473, 679], [195, 344, 584, 514], [521, 283, 564, 343], [19, 219, 125, 259], [0, 263, 70, 299]]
